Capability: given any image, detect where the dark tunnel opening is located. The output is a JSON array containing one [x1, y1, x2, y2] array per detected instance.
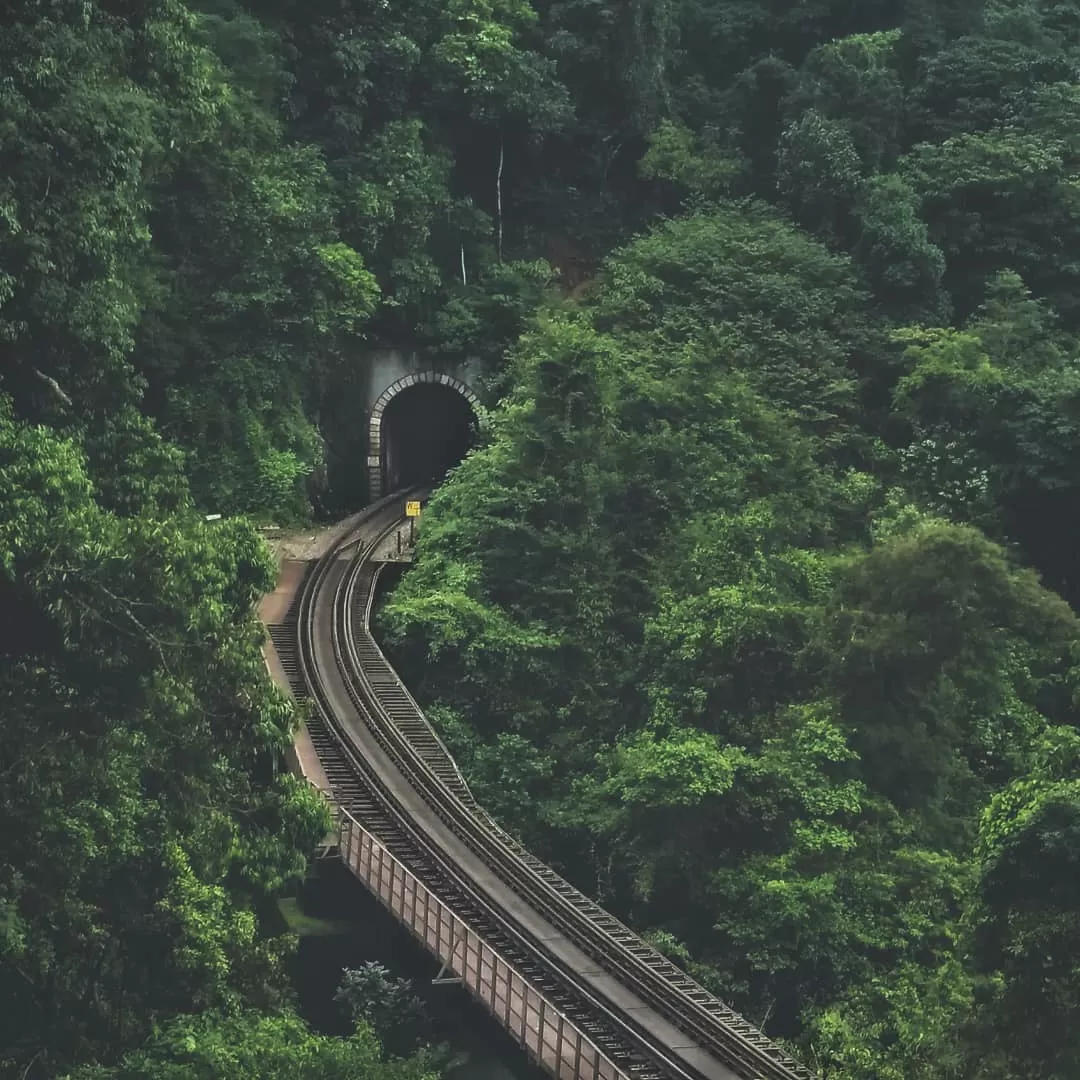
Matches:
[[380, 383, 477, 491]]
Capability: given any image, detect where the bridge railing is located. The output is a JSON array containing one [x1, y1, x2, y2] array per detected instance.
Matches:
[[333, 802, 631, 1080]]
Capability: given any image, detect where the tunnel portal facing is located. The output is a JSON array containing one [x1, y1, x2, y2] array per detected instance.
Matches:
[[368, 372, 480, 499]]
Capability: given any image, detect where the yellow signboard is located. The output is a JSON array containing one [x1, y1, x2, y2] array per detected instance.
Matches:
[[405, 500, 422, 518]]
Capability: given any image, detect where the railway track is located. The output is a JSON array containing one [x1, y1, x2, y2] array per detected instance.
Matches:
[[286, 492, 816, 1080]]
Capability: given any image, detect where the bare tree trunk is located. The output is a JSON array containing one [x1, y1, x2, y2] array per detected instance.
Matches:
[[460, 243, 467, 285], [496, 137, 504, 263]]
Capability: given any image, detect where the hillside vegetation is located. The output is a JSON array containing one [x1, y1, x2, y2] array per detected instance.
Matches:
[[3, 0, 1080, 1078]]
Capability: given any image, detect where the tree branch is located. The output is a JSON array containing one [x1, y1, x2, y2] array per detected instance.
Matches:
[[20, 1050, 43, 1080], [496, 137, 504, 263], [32, 367, 72, 408]]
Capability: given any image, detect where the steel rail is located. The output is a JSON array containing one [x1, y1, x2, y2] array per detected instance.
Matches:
[[296, 493, 816, 1080], [298, 500, 695, 1080]]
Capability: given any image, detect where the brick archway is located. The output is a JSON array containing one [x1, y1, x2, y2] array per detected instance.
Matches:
[[367, 372, 480, 499]]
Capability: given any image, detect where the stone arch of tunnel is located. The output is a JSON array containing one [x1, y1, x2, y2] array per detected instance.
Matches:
[[368, 373, 480, 499]]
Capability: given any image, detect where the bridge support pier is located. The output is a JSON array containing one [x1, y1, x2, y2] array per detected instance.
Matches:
[[432, 962, 463, 986]]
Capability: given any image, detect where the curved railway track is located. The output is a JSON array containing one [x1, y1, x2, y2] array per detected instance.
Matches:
[[290, 492, 816, 1080]]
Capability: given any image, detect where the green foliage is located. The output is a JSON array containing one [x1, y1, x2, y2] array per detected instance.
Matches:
[[775, 109, 863, 241], [887, 272, 1080, 599], [0, 0, 169, 425], [900, 108, 1080, 325], [591, 203, 873, 432], [267, 0, 569, 335], [0, 402, 331, 1073], [0, 0, 377, 521], [852, 173, 948, 323], [424, 258, 561, 399], [638, 120, 745, 207], [335, 963, 432, 1057], [970, 728, 1080, 1078], [815, 522, 1077, 825], [806, 957, 977, 1080], [384, 177, 1080, 1075], [784, 30, 906, 172], [63, 1009, 439, 1080]]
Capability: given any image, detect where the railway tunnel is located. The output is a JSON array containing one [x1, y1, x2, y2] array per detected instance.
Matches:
[[371, 374, 479, 497]]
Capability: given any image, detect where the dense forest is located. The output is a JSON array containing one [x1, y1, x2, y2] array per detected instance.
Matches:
[[3, 0, 1080, 1077]]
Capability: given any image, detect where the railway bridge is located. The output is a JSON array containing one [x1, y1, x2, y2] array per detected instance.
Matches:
[[260, 492, 817, 1080]]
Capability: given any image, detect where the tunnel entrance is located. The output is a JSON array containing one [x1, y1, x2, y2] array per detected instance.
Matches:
[[379, 382, 477, 492]]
